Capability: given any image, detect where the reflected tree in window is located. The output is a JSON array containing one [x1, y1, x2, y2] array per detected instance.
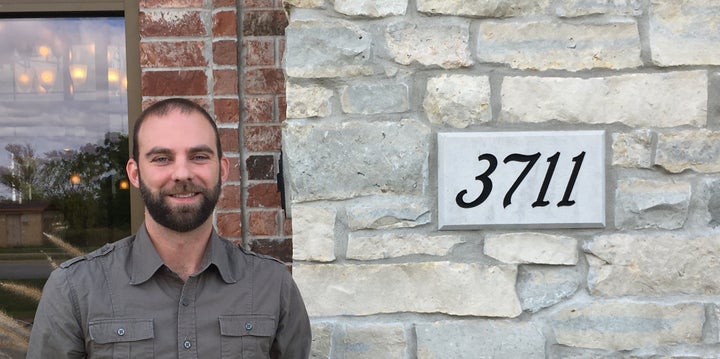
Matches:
[[0, 132, 130, 248]]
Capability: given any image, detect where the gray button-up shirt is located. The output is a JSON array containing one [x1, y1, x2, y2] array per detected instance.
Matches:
[[26, 225, 311, 358]]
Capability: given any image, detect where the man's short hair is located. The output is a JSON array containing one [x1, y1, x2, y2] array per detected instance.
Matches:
[[132, 98, 222, 161]]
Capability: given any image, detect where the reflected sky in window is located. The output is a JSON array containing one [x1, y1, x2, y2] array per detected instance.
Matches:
[[0, 17, 127, 199]]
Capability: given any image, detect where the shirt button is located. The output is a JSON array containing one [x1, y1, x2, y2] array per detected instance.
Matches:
[[117, 328, 125, 336], [181, 297, 189, 306], [183, 340, 192, 349], [245, 322, 253, 330]]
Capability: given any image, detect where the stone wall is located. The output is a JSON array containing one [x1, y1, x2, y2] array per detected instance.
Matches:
[[282, 0, 720, 357]]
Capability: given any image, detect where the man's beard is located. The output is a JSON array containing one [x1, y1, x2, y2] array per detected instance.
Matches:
[[139, 175, 221, 233]]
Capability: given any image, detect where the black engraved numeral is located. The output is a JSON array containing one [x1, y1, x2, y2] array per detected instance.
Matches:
[[455, 153, 497, 208], [558, 151, 585, 207], [503, 153, 540, 208]]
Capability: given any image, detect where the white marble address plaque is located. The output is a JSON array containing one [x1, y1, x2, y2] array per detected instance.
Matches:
[[438, 131, 606, 229]]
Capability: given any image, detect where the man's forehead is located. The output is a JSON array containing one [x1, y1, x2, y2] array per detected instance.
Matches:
[[137, 111, 216, 149]]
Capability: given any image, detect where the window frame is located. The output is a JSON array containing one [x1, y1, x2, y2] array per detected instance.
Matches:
[[0, 0, 143, 230]]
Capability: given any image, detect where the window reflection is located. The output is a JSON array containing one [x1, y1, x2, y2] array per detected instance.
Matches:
[[0, 17, 130, 325]]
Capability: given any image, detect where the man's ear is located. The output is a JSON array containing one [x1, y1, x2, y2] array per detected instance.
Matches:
[[126, 158, 140, 189], [220, 156, 230, 183]]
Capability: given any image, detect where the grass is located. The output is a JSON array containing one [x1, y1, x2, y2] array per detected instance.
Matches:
[[0, 279, 46, 321]]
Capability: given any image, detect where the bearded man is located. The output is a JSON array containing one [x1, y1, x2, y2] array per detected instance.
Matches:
[[27, 98, 311, 359]]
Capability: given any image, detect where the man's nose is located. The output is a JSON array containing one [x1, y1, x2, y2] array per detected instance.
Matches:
[[171, 159, 193, 181]]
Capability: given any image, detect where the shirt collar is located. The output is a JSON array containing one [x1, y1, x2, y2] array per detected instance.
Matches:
[[129, 224, 239, 285]]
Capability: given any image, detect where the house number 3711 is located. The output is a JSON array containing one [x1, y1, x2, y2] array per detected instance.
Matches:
[[456, 151, 586, 209]]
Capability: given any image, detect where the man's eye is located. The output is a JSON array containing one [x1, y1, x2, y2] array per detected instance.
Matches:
[[193, 154, 210, 161], [151, 156, 169, 163]]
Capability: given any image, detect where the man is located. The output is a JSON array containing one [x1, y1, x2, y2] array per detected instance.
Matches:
[[27, 98, 311, 358]]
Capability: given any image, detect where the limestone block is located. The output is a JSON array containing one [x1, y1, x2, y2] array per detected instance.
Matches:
[[518, 265, 582, 313], [423, 74, 491, 128], [611, 130, 653, 168], [586, 232, 720, 296], [291, 204, 337, 262], [385, 20, 472, 69], [484, 232, 579, 265], [551, 301, 704, 350], [656, 129, 720, 173], [282, 118, 430, 201], [334, 0, 407, 17], [501, 71, 707, 127], [614, 178, 691, 230], [416, 320, 545, 359], [707, 180, 720, 227], [285, 19, 373, 78], [477, 19, 641, 71], [554, 0, 642, 17], [344, 324, 406, 359], [346, 195, 430, 230], [284, 0, 325, 8], [286, 83, 333, 118], [294, 262, 521, 317], [649, 0, 720, 66], [417, 0, 548, 17], [310, 322, 333, 359], [340, 83, 409, 115], [346, 233, 464, 260]]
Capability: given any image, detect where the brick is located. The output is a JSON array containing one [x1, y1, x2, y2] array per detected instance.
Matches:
[[282, 217, 292, 236], [140, 10, 206, 37], [278, 96, 286, 122], [218, 184, 241, 210], [216, 212, 243, 237], [213, 0, 236, 8], [214, 98, 240, 123], [219, 127, 239, 152], [140, 41, 207, 67], [247, 182, 282, 208], [213, 40, 238, 66], [243, 0, 274, 7], [247, 155, 276, 180], [278, 38, 285, 63], [140, 0, 203, 8], [243, 10, 288, 36], [225, 157, 241, 182], [244, 68, 285, 94], [248, 210, 279, 236], [244, 124, 282, 151], [244, 39, 275, 66], [141, 70, 207, 96], [213, 10, 238, 37], [243, 97, 274, 123], [251, 237, 293, 262], [213, 69, 239, 95]]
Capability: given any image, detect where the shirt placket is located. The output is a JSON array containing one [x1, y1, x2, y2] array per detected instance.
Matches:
[[178, 276, 198, 359]]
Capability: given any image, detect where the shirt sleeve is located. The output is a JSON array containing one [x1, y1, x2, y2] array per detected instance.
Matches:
[[270, 269, 312, 359], [26, 268, 86, 358]]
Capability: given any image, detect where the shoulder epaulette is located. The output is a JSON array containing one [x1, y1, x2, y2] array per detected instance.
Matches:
[[237, 243, 287, 266], [59, 242, 115, 268]]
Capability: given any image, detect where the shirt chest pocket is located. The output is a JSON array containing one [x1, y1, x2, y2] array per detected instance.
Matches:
[[219, 315, 276, 358], [88, 318, 154, 359]]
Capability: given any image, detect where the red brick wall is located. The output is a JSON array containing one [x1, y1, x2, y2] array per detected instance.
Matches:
[[138, 0, 291, 262]]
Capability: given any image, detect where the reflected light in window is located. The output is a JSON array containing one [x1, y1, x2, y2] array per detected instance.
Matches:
[[69, 64, 87, 86], [107, 68, 120, 85], [69, 173, 81, 185], [37, 45, 52, 57]]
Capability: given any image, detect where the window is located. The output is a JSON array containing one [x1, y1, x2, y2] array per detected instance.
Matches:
[[0, 1, 140, 348]]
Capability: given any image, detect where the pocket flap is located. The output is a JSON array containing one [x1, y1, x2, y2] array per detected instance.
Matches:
[[219, 315, 276, 337], [89, 318, 154, 344]]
